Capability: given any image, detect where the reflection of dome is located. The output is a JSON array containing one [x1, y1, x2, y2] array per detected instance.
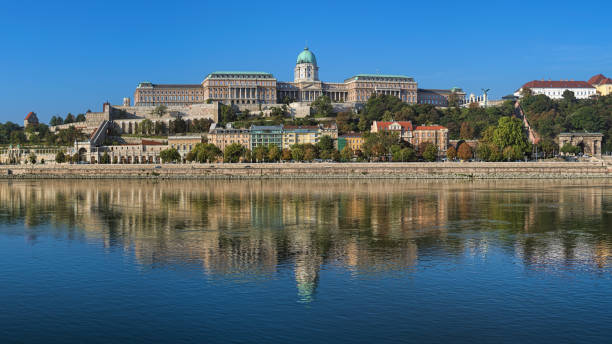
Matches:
[[296, 47, 317, 65]]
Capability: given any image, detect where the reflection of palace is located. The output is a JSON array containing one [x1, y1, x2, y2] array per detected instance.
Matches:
[[1, 180, 612, 300]]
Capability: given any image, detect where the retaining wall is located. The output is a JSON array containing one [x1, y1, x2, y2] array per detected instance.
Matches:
[[0, 162, 610, 179]]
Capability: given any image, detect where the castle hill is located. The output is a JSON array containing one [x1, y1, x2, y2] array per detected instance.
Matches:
[[1, 47, 612, 178]]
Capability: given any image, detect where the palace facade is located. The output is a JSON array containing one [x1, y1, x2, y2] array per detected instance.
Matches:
[[133, 47, 418, 107]]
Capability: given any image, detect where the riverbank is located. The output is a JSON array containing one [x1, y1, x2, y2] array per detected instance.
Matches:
[[0, 161, 610, 179]]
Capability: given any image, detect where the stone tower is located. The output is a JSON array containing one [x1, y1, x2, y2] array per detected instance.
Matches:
[[294, 47, 319, 83]]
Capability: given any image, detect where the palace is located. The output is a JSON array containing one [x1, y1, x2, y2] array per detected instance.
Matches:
[[133, 47, 418, 108]]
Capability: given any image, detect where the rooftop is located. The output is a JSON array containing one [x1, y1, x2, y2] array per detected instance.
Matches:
[[345, 74, 414, 82], [415, 125, 448, 131], [206, 71, 275, 79], [521, 80, 594, 89]]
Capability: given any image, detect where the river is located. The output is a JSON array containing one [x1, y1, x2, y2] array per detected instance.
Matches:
[[1, 180, 612, 343]]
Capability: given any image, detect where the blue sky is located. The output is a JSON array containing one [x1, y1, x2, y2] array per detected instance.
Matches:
[[1, 0, 611, 123]]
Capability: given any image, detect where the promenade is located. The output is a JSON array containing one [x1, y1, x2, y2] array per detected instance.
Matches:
[[0, 161, 610, 179]]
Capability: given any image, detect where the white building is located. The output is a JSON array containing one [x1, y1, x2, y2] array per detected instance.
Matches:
[[514, 80, 596, 99]]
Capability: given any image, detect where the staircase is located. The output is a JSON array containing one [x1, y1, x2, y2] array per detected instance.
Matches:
[[514, 101, 540, 144], [89, 120, 111, 146]]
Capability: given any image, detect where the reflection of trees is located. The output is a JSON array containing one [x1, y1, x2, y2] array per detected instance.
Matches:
[[0, 179, 611, 290]]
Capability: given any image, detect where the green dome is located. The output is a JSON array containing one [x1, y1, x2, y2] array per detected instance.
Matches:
[[296, 47, 317, 65]]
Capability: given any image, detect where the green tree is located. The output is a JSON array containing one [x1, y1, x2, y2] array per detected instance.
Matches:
[[253, 145, 268, 162], [362, 131, 398, 160], [55, 151, 66, 163], [267, 144, 281, 162], [291, 147, 305, 161], [562, 90, 576, 103], [100, 152, 111, 164], [503, 145, 524, 161], [224, 143, 246, 163], [340, 145, 353, 162], [76, 114, 86, 122], [49, 116, 64, 126], [64, 113, 75, 124], [560, 143, 581, 155], [422, 143, 438, 162], [160, 148, 181, 163], [493, 117, 529, 152], [311, 95, 334, 117], [316, 135, 334, 151]]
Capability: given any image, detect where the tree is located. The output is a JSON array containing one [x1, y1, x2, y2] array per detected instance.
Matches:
[[219, 104, 237, 124], [562, 90, 576, 103], [340, 145, 353, 162], [64, 113, 75, 124], [281, 148, 292, 161], [76, 114, 86, 122], [459, 122, 475, 139], [503, 145, 524, 161], [316, 135, 334, 151], [100, 152, 111, 164], [152, 105, 168, 117], [561, 143, 581, 155], [304, 145, 317, 161], [539, 138, 558, 158], [154, 121, 166, 135], [446, 145, 457, 160], [457, 142, 473, 161], [422, 143, 438, 162], [55, 151, 66, 163], [160, 148, 181, 163], [10, 130, 27, 144], [169, 117, 187, 134], [291, 147, 305, 161], [50, 116, 64, 126], [191, 143, 222, 163], [224, 143, 245, 163], [311, 95, 334, 117], [361, 131, 398, 160], [253, 145, 268, 162], [140, 119, 153, 135], [267, 144, 281, 162], [493, 117, 529, 152]]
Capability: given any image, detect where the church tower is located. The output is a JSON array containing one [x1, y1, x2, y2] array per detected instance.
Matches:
[[294, 47, 319, 83]]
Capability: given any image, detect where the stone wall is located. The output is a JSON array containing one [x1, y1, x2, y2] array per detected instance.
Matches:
[[1, 162, 609, 179]]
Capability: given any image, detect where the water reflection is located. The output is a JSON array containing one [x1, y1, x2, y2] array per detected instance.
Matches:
[[1, 179, 612, 302]]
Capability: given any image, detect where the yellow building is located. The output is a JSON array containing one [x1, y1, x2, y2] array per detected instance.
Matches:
[[168, 135, 204, 157], [588, 74, 612, 96], [338, 134, 364, 152], [282, 126, 320, 149]]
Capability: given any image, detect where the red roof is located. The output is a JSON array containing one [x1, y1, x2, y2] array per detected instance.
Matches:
[[522, 80, 594, 89], [588, 74, 607, 85], [142, 139, 164, 145], [600, 78, 612, 85], [24, 112, 36, 121], [375, 121, 413, 131], [414, 125, 447, 131]]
